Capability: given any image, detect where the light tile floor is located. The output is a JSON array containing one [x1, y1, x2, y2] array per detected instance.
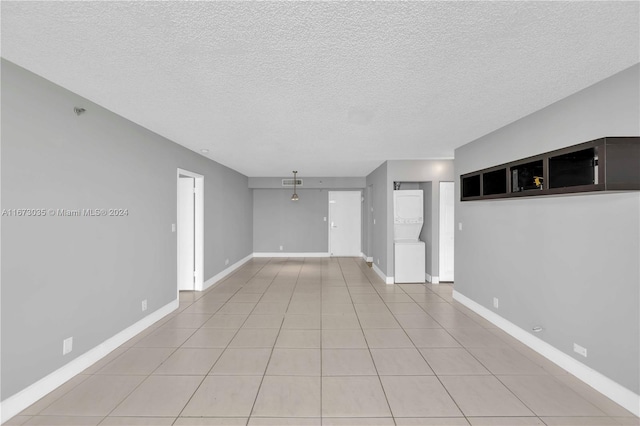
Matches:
[[8, 258, 639, 426]]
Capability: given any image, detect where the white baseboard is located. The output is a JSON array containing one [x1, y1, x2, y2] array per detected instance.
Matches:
[[253, 252, 329, 258], [426, 273, 440, 284], [202, 254, 253, 291], [0, 299, 178, 424], [372, 263, 394, 284], [452, 290, 640, 417], [365, 256, 373, 262]]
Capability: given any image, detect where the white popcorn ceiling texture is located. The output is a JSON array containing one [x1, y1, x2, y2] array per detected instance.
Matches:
[[2, 1, 638, 177]]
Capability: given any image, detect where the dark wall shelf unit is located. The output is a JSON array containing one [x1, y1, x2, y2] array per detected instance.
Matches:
[[460, 137, 639, 201]]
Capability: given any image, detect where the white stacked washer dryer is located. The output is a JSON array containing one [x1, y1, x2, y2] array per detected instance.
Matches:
[[393, 190, 426, 283]]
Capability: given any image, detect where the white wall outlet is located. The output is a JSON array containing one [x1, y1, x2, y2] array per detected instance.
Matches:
[[573, 343, 588, 357], [171, 223, 176, 232], [377, 258, 380, 265], [373, 219, 376, 225], [458, 222, 463, 231], [225, 258, 229, 265], [493, 297, 499, 309], [323, 217, 327, 221], [279, 245, 283, 251], [63, 337, 73, 355], [141, 299, 147, 312]]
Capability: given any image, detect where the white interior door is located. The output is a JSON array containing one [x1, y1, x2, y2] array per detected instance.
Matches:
[[439, 182, 455, 282], [178, 177, 195, 290], [329, 191, 362, 256]]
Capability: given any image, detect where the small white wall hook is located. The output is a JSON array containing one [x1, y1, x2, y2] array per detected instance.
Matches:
[[74, 107, 86, 116]]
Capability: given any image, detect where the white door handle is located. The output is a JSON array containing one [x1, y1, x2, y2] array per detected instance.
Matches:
[[331, 222, 337, 228]]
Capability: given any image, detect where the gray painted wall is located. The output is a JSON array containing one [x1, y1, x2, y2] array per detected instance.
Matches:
[[454, 64, 640, 393], [253, 189, 329, 253], [385, 160, 455, 278], [249, 177, 365, 189], [366, 162, 388, 271], [1, 60, 253, 399]]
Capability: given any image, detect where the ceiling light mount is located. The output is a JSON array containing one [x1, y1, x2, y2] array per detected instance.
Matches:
[[74, 107, 86, 116], [291, 171, 299, 201]]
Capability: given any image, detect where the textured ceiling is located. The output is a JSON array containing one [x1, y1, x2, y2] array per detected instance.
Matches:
[[2, 1, 638, 177]]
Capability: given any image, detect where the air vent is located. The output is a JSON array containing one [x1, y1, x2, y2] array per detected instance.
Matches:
[[282, 179, 303, 187]]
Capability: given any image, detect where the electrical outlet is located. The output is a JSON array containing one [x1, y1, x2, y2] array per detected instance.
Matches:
[[323, 217, 327, 221], [573, 343, 587, 357], [225, 259, 229, 265], [63, 337, 73, 355], [142, 299, 147, 311], [373, 219, 376, 225], [171, 223, 176, 232], [458, 222, 463, 231], [377, 258, 380, 265], [279, 245, 283, 251], [493, 297, 499, 309]]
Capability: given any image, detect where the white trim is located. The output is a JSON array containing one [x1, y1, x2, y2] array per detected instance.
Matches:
[[453, 290, 640, 417], [0, 299, 178, 424], [176, 168, 204, 292], [362, 254, 373, 263], [426, 273, 440, 284], [202, 254, 253, 291], [253, 252, 330, 258], [372, 263, 394, 284]]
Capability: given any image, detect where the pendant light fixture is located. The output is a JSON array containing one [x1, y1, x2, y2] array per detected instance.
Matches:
[[291, 171, 299, 201]]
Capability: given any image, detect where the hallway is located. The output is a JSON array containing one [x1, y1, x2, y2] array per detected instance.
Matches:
[[9, 258, 635, 426]]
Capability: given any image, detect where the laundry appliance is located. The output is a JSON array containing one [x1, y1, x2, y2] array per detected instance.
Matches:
[[393, 190, 425, 283]]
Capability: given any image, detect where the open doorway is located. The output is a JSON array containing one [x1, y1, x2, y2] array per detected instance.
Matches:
[[177, 168, 204, 292]]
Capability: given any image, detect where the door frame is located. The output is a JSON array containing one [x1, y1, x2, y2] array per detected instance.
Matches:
[[438, 181, 455, 282], [177, 168, 204, 293], [328, 190, 363, 257]]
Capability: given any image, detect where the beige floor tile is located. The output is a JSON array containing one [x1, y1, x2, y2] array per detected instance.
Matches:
[[287, 302, 321, 314], [19, 375, 91, 415], [248, 417, 320, 425], [405, 329, 461, 348], [252, 376, 321, 417], [40, 375, 145, 416], [350, 293, 384, 303], [4, 416, 32, 425], [467, 418, 544, 425], [110, 375, 202, 417], [540, 417, 622, 425], [419, 348, 490, 375], [498, 375, 606, 416], [467, 346, 547, 375], [182, 329, 237, 348], [322, 349, 377, 376], [395, 419, 470, 426], [161, 313, 213, 328], [82, 347, 129, 374], [97, 347, 174, 375], [440, 375, 533, 416], [354, 304, 391, 315], [182, 302, 225, 315], [322, 376, 391, 417], [363, 329, 414, 348], [433, 314, 484, 329], [322, 329, 368, 348], [322, 418, 394, 425], [282, 314, 321, 329], [370, 348, 433, 375], [252, 303, 289, 314], [446, 328, 508, 347], [23, 416, 102, 425], [378, 294, 415, 303], [134, 328, 196, 348], [395, 314, 442, 329], [153, 348, 222, 375], [275, 329, 320, 348], [210, 348, 272, 375], [380, 376, 462, 417], [99, 417, 176, 425], [322, 314, 361, 329], [357, 313, 401, 329], [217, 303, 257, 315], [228, 293, 263, 303], [408, 293, 449, 303], [182, 376, 262, 417], [201, 314, 248, 329], [228, 328, 279, 348], [242, 314, 284, 329], [174, 417, 249, 426], [385, 303, 426, 315], [322, 304, 357, 314], [266, 348, 321, 376]]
